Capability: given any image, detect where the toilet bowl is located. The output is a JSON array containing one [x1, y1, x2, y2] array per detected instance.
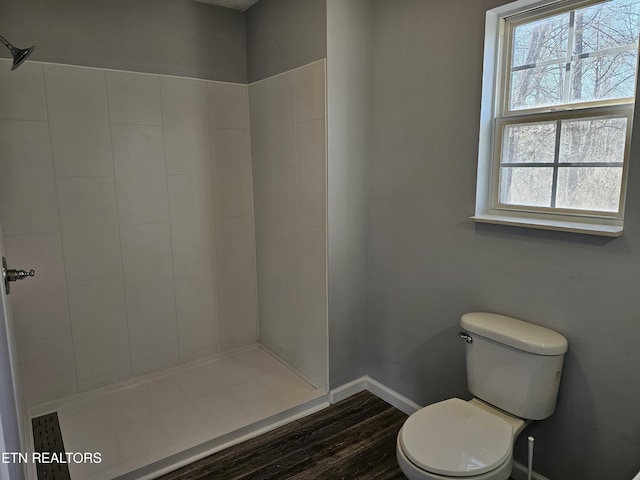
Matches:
[[396, 398, 526, 480], [396, 313, 568, 480]]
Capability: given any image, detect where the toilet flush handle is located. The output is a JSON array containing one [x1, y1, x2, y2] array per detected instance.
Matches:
[[458, 331, 473, 344]]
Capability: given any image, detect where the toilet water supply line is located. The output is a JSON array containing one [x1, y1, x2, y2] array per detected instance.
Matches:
[[528, 436, 535, 480]]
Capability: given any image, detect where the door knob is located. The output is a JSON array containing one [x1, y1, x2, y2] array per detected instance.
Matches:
[[2, 256, 35, 295]]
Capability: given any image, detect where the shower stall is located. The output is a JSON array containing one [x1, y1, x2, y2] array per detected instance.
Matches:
[[0, 51, 328, 480], [0, 0, 373, 477]]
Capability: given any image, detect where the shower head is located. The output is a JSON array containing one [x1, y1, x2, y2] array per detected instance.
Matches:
[[9, 45, 35, 70], [0, 34, 35, 71]]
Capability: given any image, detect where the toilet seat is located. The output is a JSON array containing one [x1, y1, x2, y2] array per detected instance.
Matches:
[[398, 398, 513, 477]]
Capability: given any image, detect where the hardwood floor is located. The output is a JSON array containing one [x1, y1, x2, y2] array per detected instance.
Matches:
[[158, 390, 408, 480]]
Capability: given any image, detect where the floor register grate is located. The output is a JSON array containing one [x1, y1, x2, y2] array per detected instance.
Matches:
[[31, 412, 71, 480]]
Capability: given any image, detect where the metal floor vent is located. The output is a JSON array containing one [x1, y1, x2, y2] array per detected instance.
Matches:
[[32, 412, 71, 480]]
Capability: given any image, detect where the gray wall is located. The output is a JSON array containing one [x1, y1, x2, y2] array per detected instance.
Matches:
[[368, 1, 640, 478], [0, 0, 247, 82], [246, 0, 326, 82], [326, 0, 372, 388]]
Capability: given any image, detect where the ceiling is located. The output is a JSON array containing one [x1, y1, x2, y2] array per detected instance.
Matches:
[[193, 0, 260, 10]]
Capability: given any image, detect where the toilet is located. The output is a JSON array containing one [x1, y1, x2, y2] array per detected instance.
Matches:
[[396, 312, 568, 480]]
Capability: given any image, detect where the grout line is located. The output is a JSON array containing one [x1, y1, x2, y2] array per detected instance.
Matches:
[[214, 212, 256, 219], [322, 59, 330, 392], [65, 272, 124, 286], [40, 61, 81, 399], [118, 220, 172, 228], [158, 74, 184, 367], [54, 174, 120, 179], [105, 68, 135, 382], [108, 121, 163, 127], [244, 82, 261, 344], [3, 230, 62, 238], [14, 329, 75, 347], [206, 82, 226, 356], [0, 118, 48, 123]]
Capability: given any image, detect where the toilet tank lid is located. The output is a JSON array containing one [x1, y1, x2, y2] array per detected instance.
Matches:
[[461, 312, 568, 355]]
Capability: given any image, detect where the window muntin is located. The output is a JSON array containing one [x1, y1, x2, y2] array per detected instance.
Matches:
[[493, 0, 640, 219], [506, 0, 640, 113]]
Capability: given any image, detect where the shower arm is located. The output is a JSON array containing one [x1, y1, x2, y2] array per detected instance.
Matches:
[[0, 34, 15, 51], [0, 33, 35, 70]]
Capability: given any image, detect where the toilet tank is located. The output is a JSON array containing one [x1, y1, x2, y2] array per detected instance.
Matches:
[[460, 312, 568, 420]]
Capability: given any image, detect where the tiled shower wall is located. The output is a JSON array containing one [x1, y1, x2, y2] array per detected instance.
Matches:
[[249, 60, 327, 390], [0, 59, 257, 406]]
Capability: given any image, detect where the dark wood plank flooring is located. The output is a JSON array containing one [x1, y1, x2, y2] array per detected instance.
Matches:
[[157, 391, 408, 480]]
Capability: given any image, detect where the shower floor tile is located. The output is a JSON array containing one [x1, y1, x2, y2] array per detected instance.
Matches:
[[46, 347, 323, 480]]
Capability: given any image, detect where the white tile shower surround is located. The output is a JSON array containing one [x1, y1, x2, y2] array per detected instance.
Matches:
[[0, 58, 329, 478], [0, 57, 330, 407], [0, 58, 261, 405], [34, 347, 323, 480], [249, 60, 328, 391]]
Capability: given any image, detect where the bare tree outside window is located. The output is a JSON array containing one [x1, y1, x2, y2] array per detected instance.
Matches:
[[498, 0, 640, 214]]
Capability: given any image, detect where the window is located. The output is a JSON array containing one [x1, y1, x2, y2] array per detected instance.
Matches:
[[474, 0, 640, 236]]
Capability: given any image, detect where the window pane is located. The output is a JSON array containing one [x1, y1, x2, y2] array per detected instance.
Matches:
[[569, 51, 638, 103], [512, 12, 569, 68], [502, 122, 557, 164], [510, 63, 565, 110], [574, 0, 640, 56], [556, 167, 622, 212], [499, 167, 553, 207], [559, 117, 627, 164]]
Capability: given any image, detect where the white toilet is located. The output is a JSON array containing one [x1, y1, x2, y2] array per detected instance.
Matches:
[[396, 312, 568, 480]]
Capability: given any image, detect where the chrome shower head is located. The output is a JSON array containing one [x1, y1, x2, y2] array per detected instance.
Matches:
[[0, 34, 35, 71], [9, 45, 35, 71]]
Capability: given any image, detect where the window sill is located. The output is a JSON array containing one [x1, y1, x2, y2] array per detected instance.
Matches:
[[470, 214, 623, 237]]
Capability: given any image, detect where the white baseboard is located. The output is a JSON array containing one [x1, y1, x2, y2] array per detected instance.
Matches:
[[331, 377, 548, 480], [364, 376, 422, 415], [329, 377, 367, 404], [329, 376, 421, 415], [511, 461, 550, 480]]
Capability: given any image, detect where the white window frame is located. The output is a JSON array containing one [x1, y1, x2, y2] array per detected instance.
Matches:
[[473, 0, 639, 236]]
